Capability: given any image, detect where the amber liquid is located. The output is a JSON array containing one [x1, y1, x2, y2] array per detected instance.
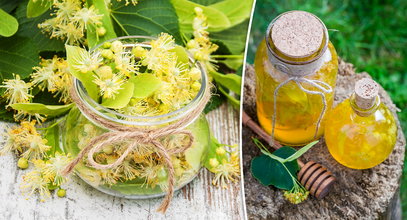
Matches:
[[325, 99, 397, 169], [255, 40, 338, 146]]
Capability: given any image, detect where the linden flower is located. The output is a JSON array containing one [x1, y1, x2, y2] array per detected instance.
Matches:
[[31, 62, 58, 92], [187, 7, 219, 72], [0, 127, 23, 155], [114, 52, 139, 77], [21, 134, 51, 160], [99, 169, 119, 186], [283, 185, 310, 204], [31, 56, 72, 104], [93, 73, 125, 99], [14, 110, 47, 124], [139, 158, 160, 188], [143, 46, 177, 74], [211, 153, 240, 189], [39, 0, 103, 45], [21, 160, 52, 202], [59, 22, 85, 45], [43, 153, 72, 185], [73, 50, 102, 73], [0, 74, 33, 106], [113, 159, 140, 180], [72, 5, 102, 28], [21, 168, 51, 202], [151, 33, 175, 51]]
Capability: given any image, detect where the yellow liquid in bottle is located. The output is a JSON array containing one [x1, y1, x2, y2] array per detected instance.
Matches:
[[325, 99, 397, 169], [254, 40, 338, 146]]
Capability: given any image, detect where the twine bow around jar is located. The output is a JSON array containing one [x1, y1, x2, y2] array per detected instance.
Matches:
[[62, 77, 211, 213]]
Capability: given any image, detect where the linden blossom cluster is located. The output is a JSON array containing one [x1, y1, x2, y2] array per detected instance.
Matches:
[[70, 33, 202, 116], [37, 0, 138, 45], [0, 120, 71, 201], [0, 56, 72, 122]]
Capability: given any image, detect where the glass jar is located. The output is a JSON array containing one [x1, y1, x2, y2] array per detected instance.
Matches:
[[61, 36, 210, 199], [255, 11, 338, 146], [325, 78, 397, 169]]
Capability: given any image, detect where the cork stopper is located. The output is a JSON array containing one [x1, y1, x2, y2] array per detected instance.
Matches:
[[354, 78, 379, 109], [271, 11, 324, 58]]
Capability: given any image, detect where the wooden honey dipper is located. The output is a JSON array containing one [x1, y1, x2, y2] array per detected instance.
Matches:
[[242, 111, 335, 199]]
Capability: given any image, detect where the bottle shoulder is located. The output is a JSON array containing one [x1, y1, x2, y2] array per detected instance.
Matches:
[[327, 99, 396, 134]]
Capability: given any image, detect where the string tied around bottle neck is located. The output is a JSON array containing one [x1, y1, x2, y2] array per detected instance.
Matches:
[[270, 73, 332, 146]]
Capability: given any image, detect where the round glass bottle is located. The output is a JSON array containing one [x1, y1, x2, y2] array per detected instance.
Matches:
[[255, 11, 338, 146], [61, 36, 210, 199], [325, 78, 397, 169]]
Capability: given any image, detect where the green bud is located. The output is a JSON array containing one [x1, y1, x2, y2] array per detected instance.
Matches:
[[191, 81, 201, 91], [132, 46, 146, 57], [97, 27, 106, 37], [96, 66, 113, 79], [216, 147, 226, 156], [17, 158, 29, 169], [57, 189, 66, 198], [101, 49, 114, 59], [209, 158, 219, 168], [103, 42, 111, 49], [189, 67, 201, 81], [111, 40, 123, 53]]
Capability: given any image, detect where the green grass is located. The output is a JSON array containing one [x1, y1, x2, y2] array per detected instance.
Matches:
[[247, 0, 407, 215]]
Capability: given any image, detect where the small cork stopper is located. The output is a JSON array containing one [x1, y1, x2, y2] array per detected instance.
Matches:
[[271, 11, 324, 58], [354, 78, 379, 109]]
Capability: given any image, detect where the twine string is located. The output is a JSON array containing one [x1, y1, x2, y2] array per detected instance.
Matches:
[[270, 75, 332, 146], [62, 80, 211, 213]]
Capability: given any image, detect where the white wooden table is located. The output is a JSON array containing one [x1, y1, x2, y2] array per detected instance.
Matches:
[[0, 104, 243, 220]]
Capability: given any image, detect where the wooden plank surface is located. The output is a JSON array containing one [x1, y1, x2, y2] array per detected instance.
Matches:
[[0, 103, 243, 220]]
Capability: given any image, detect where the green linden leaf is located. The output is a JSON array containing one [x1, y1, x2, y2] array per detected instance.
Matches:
[[171, 0, 231, 34], [101, 81, 134, 109], [0, 8, 19, 37], [131, 74, 162, 98], [27, 0, 51, 18], [65, 45, 99, 100], [210, 71, 241, 95], [210, 19, 249, 55], [86, 0, 117, 48], [210, 0, 253, 27], [169, 45, 190, 64], [44, 124, 62, 157], [111, 0, 182, 43], [185, 115, 211, 171], [10, 103, 74, 117], [0, 36, 39, 80], [251, 146, 299, 190]]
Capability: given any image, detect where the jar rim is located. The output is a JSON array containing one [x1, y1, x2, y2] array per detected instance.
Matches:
[[265, 10, 329, 65], [74, 35, 208, 126]]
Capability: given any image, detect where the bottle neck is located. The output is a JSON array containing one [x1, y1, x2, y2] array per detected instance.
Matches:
[[265, 19, 329, 77], [350, 93, 380, 117]]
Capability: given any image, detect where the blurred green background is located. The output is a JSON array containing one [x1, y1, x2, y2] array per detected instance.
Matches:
[[246, 0, 407, 216]]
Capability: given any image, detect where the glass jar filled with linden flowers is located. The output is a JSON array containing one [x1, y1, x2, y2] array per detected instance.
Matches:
[[61, 35, 211, 212]]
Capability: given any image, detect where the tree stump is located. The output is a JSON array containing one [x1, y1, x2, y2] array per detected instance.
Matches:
[[243, 60, 406, 220]]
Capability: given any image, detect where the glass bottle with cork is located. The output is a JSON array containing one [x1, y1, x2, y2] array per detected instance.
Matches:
[[325, 78, 397, 169], [254, 11, 338, 146]]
